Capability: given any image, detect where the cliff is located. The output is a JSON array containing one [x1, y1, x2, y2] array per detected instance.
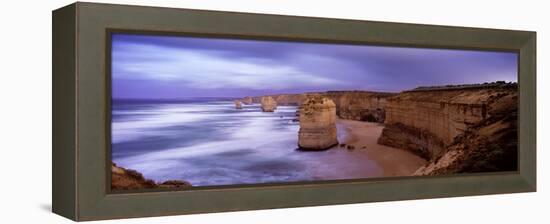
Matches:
[[414, 91, 518, 175], [323, 91, 395, 122], [378, 82, 517, 161], [111, 163, 192, 190], [250, 94, 304, 106], [298, 96, 338, 150], [247, 91, 395, 122]]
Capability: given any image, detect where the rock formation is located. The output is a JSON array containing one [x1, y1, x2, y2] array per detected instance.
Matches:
[[378, 82, 517, 161], [273, 94, 306, 106], [414, 91, 518, 175], [252, 91, 395, 123], [111, 163, 191, 190], [260, 96, 277, 112], [251, 94, 304, 105], [323, 91, 395, 123], [298, 96, 338, 150], [242, 96, 253, 105], [234, 100, 243, 109]]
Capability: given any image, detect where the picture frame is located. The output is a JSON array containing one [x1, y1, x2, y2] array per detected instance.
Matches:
[[52, 2, 536, 221]]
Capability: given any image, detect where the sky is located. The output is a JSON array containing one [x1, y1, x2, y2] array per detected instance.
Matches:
[[112, 33, 518, 99]]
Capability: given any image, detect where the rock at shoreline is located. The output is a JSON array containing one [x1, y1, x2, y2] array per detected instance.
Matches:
[[298, 96, 338, 150], [234, 100, 243, 109], [111, 162, 191, 190], [242, 96, 253, 105], [159, 180, 192, 188], [261, 96, 277, 112]]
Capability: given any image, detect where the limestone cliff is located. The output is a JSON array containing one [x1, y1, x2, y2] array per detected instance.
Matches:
[[378, 82, 517, 161], [111, 163, 192, 190], [414, 91, 518, 175], [273, 94, 306, 106], [249, 94, 304, 106], [249, 91, 395, 122], [298, 96, 338, 150], [323, 91, 395, 122]]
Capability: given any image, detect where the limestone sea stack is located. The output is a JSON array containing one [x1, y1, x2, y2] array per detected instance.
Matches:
[[298, 96, 338, 150], [234, 100, 243, 109], [242, 96, 253, 105], [260, 96, 277, 112]]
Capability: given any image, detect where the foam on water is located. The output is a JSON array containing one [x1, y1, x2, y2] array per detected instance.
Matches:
[[112, 99, 383, 186]]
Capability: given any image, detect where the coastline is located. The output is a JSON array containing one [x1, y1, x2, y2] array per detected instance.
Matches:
[[111, 99, 428, 189]]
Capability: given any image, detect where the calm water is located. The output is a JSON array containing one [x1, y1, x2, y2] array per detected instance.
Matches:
[[112, 99, 383, 187]]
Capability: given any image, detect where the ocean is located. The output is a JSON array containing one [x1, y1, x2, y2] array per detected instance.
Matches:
[[112, 98, 383, 187]]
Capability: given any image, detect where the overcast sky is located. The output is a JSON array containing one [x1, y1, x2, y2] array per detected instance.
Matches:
[[112, 33, 518, 99]]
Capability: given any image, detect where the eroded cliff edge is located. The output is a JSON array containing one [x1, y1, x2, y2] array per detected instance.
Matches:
[[248, 91, 395, 123], [377, 82, 518, 174]]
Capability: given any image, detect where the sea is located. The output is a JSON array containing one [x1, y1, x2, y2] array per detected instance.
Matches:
[[112, 98, 383, 187]]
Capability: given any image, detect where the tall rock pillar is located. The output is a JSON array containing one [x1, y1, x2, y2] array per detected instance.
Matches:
[[261, 96, 277, 112], [298, 96, 338, 150]]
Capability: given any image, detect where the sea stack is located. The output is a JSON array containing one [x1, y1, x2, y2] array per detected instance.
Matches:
[[298, 96, 338, 150], [242, 96, 253, 105], [260, 96, 277, 112], [234, 100, 243, 109]]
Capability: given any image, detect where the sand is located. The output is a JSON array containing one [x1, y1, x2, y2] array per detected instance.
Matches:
[[334, 119, 427, 176]]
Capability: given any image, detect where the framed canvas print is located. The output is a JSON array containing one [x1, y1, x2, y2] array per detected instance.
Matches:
[[52, 2, 536, 221]]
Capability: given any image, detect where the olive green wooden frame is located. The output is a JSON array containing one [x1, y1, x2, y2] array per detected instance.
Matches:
[[53, 2, 536, 221]]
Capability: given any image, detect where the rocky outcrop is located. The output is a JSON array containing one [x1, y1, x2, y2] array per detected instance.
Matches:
[[251, 94, 304, 106], [111, 163, 156, 190], [378, 82, 517, 161], [111, 163, 191, 190], [323, 91, 395, 123], [273, 94, 305, 106], [252, 91, 395, 123], [414, 92, 518, 175], [260, 96, 277, 112], [234, 100, 243, 109], [242, 97, 253, 105], [298, 96, 338, 150]]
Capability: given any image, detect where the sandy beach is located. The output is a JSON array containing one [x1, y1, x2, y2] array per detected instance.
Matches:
[[334, 119, 427, 176]]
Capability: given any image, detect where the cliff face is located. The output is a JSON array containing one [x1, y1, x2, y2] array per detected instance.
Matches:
[[414, 92, 518, 175], [111, 163, 192, 190], [378, 83, 517, 161], [323, 91, 395, 122], [298, 96, 338, 150], [247, 91, 395, 122], [273, 94, 305, 106], [250, 94, 304, 106]]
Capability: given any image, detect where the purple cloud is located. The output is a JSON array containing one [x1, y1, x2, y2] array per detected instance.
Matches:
[[112, 33, 517, 99]]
